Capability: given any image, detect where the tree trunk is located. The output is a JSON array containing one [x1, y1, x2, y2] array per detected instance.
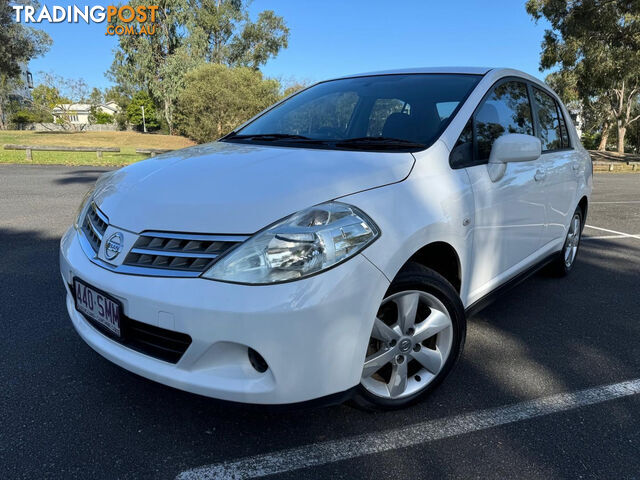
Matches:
[[617, 123, 626, 154], [598, 123, 610, 151], [164, 99, 173, 135], [0, 100, 6, 130]]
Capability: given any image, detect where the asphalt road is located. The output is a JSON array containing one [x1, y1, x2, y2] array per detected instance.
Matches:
[[1, 165, 639, 479]]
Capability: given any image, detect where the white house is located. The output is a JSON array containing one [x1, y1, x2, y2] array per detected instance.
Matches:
[[567, 103, 584, 139], [52, 101, 120, 125]]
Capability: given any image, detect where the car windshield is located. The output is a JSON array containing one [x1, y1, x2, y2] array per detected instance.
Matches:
[[223, 73, 482, 152]]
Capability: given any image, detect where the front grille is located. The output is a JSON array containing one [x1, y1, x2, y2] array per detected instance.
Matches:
[[82, 203, 108, 253], [123, 232, 246, 273], [76, 204, 249, 277]]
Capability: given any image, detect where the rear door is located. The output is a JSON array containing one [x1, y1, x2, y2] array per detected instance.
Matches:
[[530, 87, 579, 246], [453, 79, 547, 300]]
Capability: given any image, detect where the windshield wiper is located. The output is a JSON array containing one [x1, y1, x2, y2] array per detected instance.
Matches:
[[223, 133, 425, 150], [336, 137, 425, 149], [225, 133, 312, 141]]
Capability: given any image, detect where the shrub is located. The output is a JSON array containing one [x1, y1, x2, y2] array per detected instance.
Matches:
[[126, 91, 159, 131], [175, 64, 281, 143], [9, 108, 53, 126], [581, 131, 601, 150], [114, 111, 128, 130], [89, 107, 114, 125]]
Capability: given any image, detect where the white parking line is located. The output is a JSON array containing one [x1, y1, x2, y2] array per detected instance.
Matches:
[[583, 235, 631, 240], [591, 201, 640, 204], [584, 225, 640, 239], [177, 378, 640, 480]]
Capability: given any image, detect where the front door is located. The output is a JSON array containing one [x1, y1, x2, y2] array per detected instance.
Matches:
[[462, 79, 547, 302]]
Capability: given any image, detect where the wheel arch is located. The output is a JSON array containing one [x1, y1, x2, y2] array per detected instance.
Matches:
[[578, 195, 588, 226], [400, 241, 462, 293]]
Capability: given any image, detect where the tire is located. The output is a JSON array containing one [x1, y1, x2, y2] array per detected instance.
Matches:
[[547, 206, 583, 277], [352, 262, 466, 411]]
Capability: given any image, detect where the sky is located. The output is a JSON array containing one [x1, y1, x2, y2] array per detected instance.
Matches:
[[27, 0, 553, 90]]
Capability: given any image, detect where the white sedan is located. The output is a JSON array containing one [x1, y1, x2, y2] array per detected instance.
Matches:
[[60, 67, 592, 409]]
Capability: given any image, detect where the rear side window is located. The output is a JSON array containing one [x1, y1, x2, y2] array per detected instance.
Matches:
[[532, 87, 569, 151], [475, 81, 534, 160], [558, 111, 570, 148]]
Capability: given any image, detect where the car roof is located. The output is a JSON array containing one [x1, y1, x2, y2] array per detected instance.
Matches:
[[329, 67, 551, 95], [333, 66, 494, 79]]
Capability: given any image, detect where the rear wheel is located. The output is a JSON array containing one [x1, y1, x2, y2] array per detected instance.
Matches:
[[353, 263, 466, 410], [548, 207, 583, 277]]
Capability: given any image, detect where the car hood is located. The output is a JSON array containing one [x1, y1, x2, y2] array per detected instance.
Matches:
[[94, 141, 415, 234]]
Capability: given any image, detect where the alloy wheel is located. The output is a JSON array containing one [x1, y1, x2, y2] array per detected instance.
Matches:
[[360, 290, 453, 399], [564, 213, 581, 268]]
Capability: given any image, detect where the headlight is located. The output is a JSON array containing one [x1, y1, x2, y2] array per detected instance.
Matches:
[[202, 202, 380, 284], [74, 187, 94, 230]]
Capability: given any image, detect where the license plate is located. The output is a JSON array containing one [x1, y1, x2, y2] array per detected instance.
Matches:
[[73, 278, 122, 337]]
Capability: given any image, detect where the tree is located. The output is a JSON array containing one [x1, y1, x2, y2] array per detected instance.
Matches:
[[281, 79, 311, 98], [88, 87, 103, 107], [87, 87, 111, 124], [32, 84, 67, 110], [0, 77, 21, 129], [0, 0, 51, 78], [191, 2, 289, 69], [108, 0, 289, 134], [175, 64, 280, 142], [104, 86, 130, 107], [127, 91, 159, 131], [36, 73, 89, 131], [89, 108, 114, 125], [9, 105, 52, 126], [527, 0, 640, 153], [108, 0, 194, 134], [105, 86, 132, 130], [0, 0, 51, 128], [546, 69, 613, 151], [585, 96, 616, 151], [627, 112, 640, 153]]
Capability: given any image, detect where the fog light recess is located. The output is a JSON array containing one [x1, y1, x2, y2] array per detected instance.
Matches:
[[248, 348, 268, 373]]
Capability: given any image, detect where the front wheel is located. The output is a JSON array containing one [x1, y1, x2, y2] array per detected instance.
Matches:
[[353, 263, 466, 410]]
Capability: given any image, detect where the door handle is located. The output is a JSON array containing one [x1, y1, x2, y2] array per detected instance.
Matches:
[[534, 170, 546, 182], [572, 163, 580, 171]]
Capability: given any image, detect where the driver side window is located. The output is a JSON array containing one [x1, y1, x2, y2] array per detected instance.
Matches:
[[476, 81, 533, 160], [450, 80, 534, 168]]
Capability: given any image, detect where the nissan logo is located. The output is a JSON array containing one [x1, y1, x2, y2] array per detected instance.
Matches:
[[105, 232, 124, 260], [399, 338, 412, 353]]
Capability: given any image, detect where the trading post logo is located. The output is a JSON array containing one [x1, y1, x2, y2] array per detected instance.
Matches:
[[12, 4, 159, 36]]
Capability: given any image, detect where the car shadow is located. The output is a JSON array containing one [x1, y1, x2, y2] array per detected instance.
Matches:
[[53, 168, 114, 186]]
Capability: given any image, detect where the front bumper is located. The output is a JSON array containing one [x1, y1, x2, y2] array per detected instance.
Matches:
[[60, 227, 390, 404]]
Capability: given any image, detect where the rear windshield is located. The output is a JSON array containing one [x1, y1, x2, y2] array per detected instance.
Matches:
[[223, 74, 482, 152]]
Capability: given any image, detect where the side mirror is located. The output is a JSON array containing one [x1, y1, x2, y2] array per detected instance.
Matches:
[[487, 134, 541, 182]]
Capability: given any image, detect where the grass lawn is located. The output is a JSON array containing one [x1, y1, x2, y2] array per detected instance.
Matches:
[[0, 130, 195, 166]]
